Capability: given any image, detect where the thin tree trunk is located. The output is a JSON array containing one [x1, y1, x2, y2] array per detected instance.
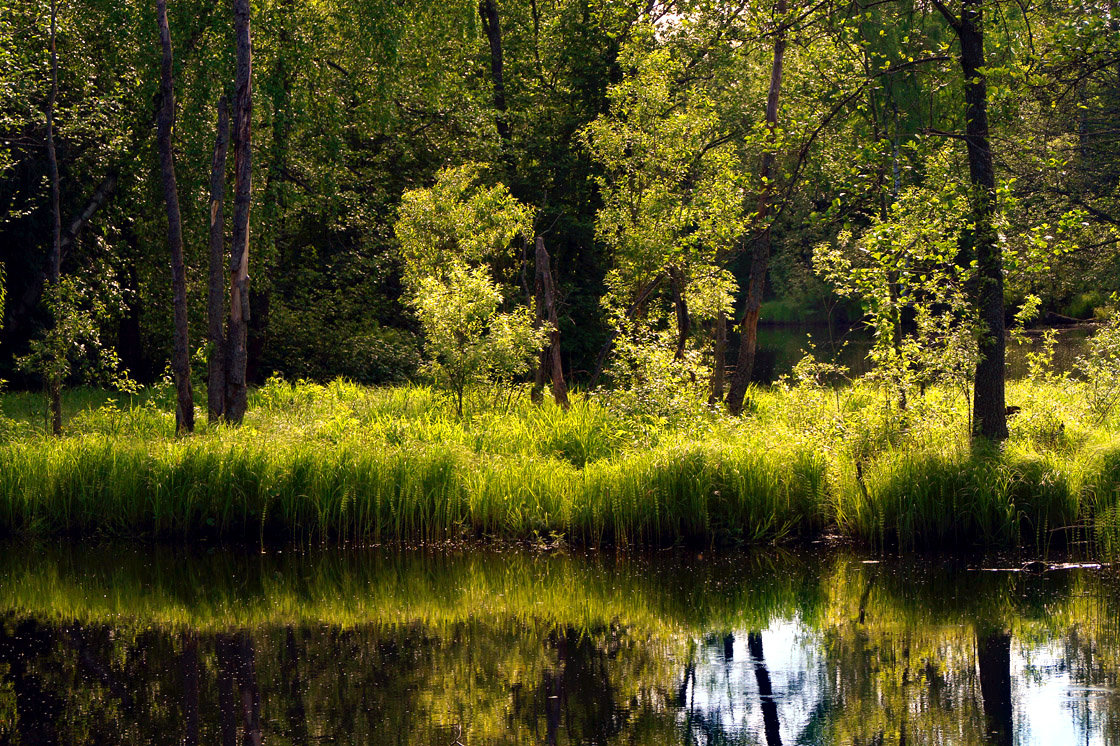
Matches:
[[208, 97, 230, 423], [157, 0, 194, 434], [748, 632, 783, 746], [46, 0, 62, 436], [180, 632, 200, 746], [478, 0, 510, 143], [532, 236, 569, 409], [669, 266, 690, 361], [226, 0, 253, 424], [726, 0, 787, 415], [709, 311, 726, 403]]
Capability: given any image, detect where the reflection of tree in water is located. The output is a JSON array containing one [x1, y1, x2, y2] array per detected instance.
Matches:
[[2, 552, 1120, 744], [678, 629, 829, 746]]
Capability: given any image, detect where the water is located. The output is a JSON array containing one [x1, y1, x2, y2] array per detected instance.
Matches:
[[754, 324, 1094, 382], [1, 544, 1118, 744]]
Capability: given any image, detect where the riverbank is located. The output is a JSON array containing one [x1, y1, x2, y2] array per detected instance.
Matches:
[[1, 379, 1118, 552]]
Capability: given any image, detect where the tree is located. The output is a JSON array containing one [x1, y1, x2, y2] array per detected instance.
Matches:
[[532, 235, 568, 409], [395, 164, 545, 414], [156, 0, 194, 434], [725, 0, 788, 416], [583, 41, 744, 399], [225, 0, 252, 424], [206, 96, 229, 423], [46, 0, 62, 435], [931, 0, 1006, 441]]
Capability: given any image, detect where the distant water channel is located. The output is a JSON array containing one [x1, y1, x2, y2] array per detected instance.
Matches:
[[755, 324, 1093, 382], [1, 544, 1118, 744]]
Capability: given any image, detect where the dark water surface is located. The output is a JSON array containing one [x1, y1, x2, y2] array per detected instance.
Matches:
[[1, 544, 1118, 745], [755, 324, 1093, 382]]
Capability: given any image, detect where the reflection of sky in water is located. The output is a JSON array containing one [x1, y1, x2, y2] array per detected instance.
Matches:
[[681, 619, 1118, 745], [1016, 640, 1115, 746], [682, 618, 824, 743]]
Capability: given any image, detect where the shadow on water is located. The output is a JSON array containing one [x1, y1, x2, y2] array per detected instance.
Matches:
[[0, 543, 1118, 744]]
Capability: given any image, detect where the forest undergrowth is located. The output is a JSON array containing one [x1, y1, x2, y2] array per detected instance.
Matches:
[[1, 376, 1118, 554]]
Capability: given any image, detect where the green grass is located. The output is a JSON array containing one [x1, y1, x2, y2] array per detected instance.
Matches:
[[1, 376, 1119, 552]]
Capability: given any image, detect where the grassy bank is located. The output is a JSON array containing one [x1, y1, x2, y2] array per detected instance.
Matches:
[[0, 378, 1118, 551]]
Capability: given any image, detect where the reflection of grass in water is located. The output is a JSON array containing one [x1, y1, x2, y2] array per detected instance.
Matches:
[[3, 544, 1117, 639], [0, 544, 825, 634]]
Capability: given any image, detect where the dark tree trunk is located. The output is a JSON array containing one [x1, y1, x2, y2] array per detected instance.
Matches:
[[669, 266, 690, 361], [217, 635, 238, 746], [157, 0, 195, 434], [748, 632, 783, 746], [977, 630, 1013, 746], [478, 0, 510, 143], [208, 97, 230, 423], [932, 0, 1005, 441], [235, 632, 262, 746], [532, 236, 569, 409], [226, 0, 253, 424], [180, 632, 200, 746], [726, 0, 787, 415], [960, 0, 1006, 441], [46, 0, 62, 436]]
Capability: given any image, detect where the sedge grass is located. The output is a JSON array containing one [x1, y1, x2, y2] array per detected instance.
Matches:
[[2, 377, 1120, 551]]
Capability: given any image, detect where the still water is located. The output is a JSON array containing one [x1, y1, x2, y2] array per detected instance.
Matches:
[[754, 324, 1093, 382], [0, 544, 1117, 745]]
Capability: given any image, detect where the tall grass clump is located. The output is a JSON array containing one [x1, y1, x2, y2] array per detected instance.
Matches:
[[5, 354, 1120, 554], [0, 381, 827, 546]]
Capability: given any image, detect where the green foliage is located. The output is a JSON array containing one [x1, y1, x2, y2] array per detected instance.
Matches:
[[598, 316, 716, 432], [813, 153, 980, 412], [1076, 307, 1120, 424], [409, 262, 545, 414], [395, 165, 544, 413], [3, 378, 1120, 554], [394, 163, 534, 284], [17, 277, 129, 394]]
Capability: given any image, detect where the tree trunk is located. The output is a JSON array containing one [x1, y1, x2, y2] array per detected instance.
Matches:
[[977, 630, 1013, 746], [478, 0, 510, 143], [46, 0, 62, 436], [709, 311, 726, 403], [748, 632, 783, 746], [157, 0, 194, 434], [958, 0, 1007, 442], [532, 236, 569, 409], [726, 0, 787, 416], [226, 0, 253, 424], [180, 632, 200, 746], [208, 97, 230, 423], [669, 266, 690, 361]]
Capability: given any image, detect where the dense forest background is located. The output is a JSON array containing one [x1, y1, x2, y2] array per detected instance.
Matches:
[[1, 0, 1118, 393]]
